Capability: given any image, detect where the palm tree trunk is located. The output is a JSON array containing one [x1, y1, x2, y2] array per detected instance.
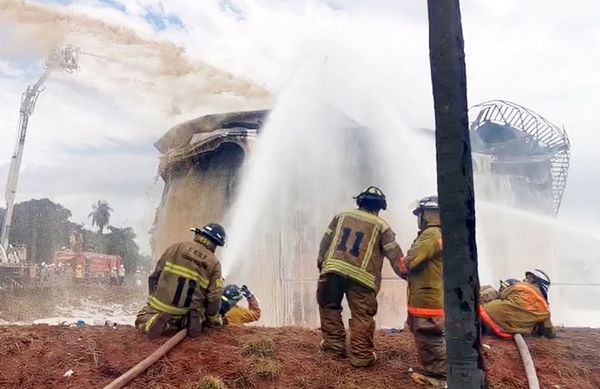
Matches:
[[427, 0, 486, 387]]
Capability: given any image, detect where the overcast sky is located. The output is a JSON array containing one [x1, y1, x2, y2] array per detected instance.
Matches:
[[0, 0, 598, 255]]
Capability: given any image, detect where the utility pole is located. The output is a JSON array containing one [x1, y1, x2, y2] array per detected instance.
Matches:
[[427, 1, 486, 388], [0, 45, 79, 252]]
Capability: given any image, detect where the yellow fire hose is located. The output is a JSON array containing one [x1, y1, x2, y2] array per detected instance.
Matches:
[[103, 329, 188, 389], [513, 334, 540, 389]]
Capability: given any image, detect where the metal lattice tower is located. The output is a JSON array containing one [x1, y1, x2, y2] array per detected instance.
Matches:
[[469, 100, 570, 215]]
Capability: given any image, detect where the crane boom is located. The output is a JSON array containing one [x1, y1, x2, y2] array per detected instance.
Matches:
[[0, 46, 79, 253]]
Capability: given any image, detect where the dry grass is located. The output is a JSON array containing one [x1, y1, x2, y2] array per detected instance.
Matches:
[[145, 358, 175, 381], [76, 338, 103, 367], [250, 358, 282, 381], [188, 376, 227, 389], [241, 338, 275, 359], [0, 333, 38, 355]]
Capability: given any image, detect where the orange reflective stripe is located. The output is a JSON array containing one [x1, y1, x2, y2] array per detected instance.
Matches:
[[478, 306, 513, 339], [408, 306, 444, 317]]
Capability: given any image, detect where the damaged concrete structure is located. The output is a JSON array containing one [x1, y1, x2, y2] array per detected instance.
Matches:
[[152, 103, 570, 327], [153, 111, 266, 257]]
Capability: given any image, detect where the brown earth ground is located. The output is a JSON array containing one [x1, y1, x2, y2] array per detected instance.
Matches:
[[0, 326, 598, 389]]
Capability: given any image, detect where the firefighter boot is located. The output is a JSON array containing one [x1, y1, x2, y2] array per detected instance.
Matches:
[[318, 307, 347, 357], [349, 318, 377, 367], [409, 370, 448, 388]]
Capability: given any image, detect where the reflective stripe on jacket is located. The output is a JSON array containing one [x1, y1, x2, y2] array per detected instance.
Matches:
[[480, 282, 551, 336], [146, 238, 223, 320], [405, 224, 444, 317], [318, 208, 401, 292]]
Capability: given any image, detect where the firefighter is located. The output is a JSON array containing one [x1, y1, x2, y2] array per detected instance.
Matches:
[[74, 264, 85, 283], [317, 186, 404, 367], [135, 223, 225, 339], [479, 269, 555, 339], [398, 196, 446, 387], [220, 284, 261, 326]]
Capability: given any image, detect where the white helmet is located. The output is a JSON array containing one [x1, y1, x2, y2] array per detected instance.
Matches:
[[526, 269, 551, 298]]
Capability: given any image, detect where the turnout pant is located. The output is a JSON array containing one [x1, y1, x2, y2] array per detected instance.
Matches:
[[135, 306, 185, 339], [317, 272, 378, 366], [407, 314, 447, 378]]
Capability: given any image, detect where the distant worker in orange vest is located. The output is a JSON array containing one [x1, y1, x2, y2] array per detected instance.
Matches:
[[479, 269, 555, 339], [220, 284, 261, 326], [398, 196, 446, 388], [317, 186, 404, 367]]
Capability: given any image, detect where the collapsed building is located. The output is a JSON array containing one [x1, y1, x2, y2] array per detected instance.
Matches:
[[152, 101, 570, 327]]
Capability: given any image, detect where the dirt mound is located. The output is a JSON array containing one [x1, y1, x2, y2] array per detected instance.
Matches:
[[0, 325, 598, 388]]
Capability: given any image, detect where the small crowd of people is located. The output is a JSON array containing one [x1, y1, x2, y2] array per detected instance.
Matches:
[[136, 186, 555, 388]]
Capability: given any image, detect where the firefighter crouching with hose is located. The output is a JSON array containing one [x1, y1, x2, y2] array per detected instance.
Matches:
[[220, 284, 262, 326], [398, 196, 447, 388], [135, 224, 226, 339], [479, 269, 556, 339], [317, 186, 404, 367]]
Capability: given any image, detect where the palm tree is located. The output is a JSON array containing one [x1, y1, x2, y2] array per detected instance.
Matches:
[[88, 200, 113, 234], [427, 0, 485, 386]]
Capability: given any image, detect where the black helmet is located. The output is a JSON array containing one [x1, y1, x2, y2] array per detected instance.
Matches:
[[220, 284, 243, 315], [354, 186, 387, 211], [191, 223, 226, 246], [412, 196, 439, 216]]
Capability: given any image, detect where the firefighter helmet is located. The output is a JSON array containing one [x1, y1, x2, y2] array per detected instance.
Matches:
[[223, 284, 243, 301], [220, 284, 244, 315], [525, 269, 551, 298], [412, 196, 439, 216], [191, 223, 226, 246], [354, 186, 387, 210]]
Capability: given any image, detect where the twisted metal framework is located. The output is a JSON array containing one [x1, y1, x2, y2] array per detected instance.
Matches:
[[470, 100, 570, 215]]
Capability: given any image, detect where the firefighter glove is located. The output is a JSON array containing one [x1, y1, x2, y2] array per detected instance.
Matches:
[[241, 285, 252, 298], [206, 314, 223, 328]]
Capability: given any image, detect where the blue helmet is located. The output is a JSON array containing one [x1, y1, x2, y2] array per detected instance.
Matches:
[[191, 223, 226, 246], [220, 284, 243, 315]]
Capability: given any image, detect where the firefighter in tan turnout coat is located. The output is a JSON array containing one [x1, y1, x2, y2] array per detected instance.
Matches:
[[398, 196, 446, 387], [317, 186, 404, 367], [136, 224, 225, 339]]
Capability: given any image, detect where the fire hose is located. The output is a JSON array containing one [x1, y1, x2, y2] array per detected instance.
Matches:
[[513, 334, 540, 389], [103, 329, 188, 389]]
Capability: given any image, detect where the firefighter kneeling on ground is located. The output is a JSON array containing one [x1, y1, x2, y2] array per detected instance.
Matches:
[[220, 284, 261, 325], [479, 269, 556, 339], [317, 186, 404, 367], [135, 223, 226, 339], [398, 196, 446, 388]]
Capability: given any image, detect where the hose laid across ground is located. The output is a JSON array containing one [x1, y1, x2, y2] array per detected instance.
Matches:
[[513, 333, 540, 389], [103, 329, 188, 389]]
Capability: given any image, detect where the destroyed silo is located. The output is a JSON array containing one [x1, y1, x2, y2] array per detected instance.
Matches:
[[152, 111, 267, 256], [152, 109, 407, 328]]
